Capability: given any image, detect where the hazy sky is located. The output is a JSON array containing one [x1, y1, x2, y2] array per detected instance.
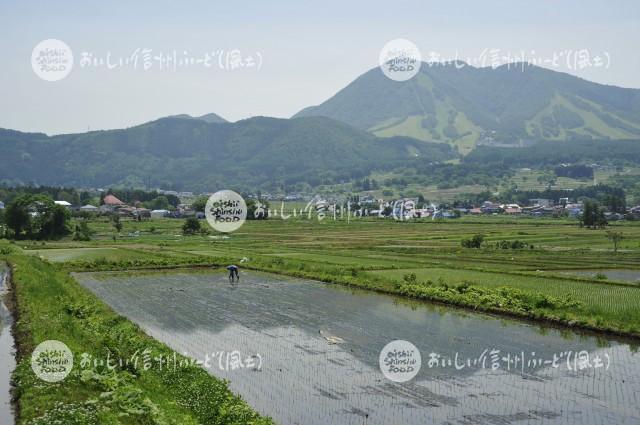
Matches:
[[2, 0, 639, 135]]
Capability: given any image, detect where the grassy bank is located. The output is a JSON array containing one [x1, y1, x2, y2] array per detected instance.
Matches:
[[5, 253, 273, 425]]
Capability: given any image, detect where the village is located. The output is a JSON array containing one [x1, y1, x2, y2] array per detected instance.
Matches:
[[8, 189, 637, 223]]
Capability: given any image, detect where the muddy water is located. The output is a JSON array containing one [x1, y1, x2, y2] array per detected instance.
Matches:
[[0, 264, 15, 424], [75, 270, 640, 425]]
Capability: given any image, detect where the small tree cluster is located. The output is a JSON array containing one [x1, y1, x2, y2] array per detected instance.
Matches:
[[580, 200, 607, 229], [4, 194, 70, 239], [182, 217, 201, 235], [461, 234, 484, 249], [73, 221, 94, 241], [606, 231, 624, 253], [495, 240, 529, 250]]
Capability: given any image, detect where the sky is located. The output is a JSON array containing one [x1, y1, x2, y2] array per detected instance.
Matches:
[[1, 0, 639, 135]]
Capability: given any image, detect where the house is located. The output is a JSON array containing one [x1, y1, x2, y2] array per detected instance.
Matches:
[[528, 206, 554, 216], [500, 204, 522, 215], [117, 207, 136, 217], [432, 210, 457, 219], [481, 201, 502, 214], [414, 207, 434, 218], [103, 194, 125, 207], [529, 198, 551, 207], [177, 204, 196, 217], [567, 207, 582, 218], [150, 209, 170, 219], [133, 208, 151, 219], [564, 203, 583, 218], [469, 208, 483, 215], [100, 194, 126, 212], [54, 200, 72, 209], [504, 207, 522, 215], [605, 212, 624, 221], [79, 204, 99, 213]]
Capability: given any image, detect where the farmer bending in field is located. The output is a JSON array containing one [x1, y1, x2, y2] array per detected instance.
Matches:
[[226, 265, 239, 283]]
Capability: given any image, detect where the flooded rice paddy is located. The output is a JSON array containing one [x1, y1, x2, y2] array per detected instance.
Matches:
[[75, 269, 640, 425], [0, 264, 15, 424], [562, 269, 640, 283]]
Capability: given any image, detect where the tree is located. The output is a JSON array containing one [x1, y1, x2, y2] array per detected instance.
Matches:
[[191, 196, 209, 213], [246, 199, 269, 220], [182, 217, 201, 235], [73, 221, 94, 241], [111, 215, 123, 233], [5, 194, 69, 239], [4, 194, 31, 238], [145, 195, 170, 210], [603, 195, 626, 214], [606, 231, 624, 253], [580, 200, 607, 229], [38, 203, 70, 240], [461, 234, 484, 248]]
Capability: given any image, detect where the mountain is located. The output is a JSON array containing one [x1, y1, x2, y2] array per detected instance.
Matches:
[[165, 112, 228, 124], [294, 62, 640, 154], [0, 116, 454, 191]]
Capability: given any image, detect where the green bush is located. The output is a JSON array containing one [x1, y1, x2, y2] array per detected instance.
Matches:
[[461, 234, 484, 248]]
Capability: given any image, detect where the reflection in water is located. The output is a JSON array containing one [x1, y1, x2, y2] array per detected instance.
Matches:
[[76, 270, 640, 425]]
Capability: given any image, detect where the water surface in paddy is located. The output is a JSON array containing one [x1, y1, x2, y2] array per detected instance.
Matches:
[[562, 269, 640, 283], [0, 264, 15, 424], [75, 270, 640, 425]]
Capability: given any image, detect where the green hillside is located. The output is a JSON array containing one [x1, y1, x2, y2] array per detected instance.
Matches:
[[294, 62, 640, 153], [0, 116, 454, 191]]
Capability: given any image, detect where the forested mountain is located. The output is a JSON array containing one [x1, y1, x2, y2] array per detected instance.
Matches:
[[0, 116, 454, 191]]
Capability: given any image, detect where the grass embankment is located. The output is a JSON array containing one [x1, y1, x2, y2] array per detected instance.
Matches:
[[5, 252, 272, 425]]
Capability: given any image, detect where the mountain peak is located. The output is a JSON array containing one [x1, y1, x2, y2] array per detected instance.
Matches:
[[163, 112, 228, 124], [294, 63, 640, 153]]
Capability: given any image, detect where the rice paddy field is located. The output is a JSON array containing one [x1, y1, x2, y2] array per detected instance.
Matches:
[[20, 216, 640, 334], [4, 215, 640, 424], [73, 268, 640, 424]]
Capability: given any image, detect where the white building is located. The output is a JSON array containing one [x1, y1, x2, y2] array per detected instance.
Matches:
[[80, 204, 99, 213], [150, 209, 170, 219], [54, 200, 72, 209]]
